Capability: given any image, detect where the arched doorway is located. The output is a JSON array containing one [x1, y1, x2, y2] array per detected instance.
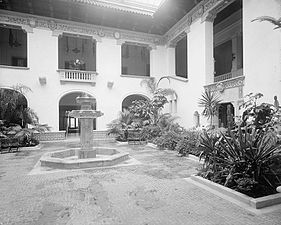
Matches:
[[0, 88, 28, 127], [122, 94, 148, 111], [218, 102, 235, 128], [59, 92, 96, 133]]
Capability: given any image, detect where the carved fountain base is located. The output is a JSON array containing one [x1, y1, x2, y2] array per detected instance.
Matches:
[[40, 147, 129, 169]]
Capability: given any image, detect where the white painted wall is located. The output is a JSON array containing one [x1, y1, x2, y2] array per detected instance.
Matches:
[[164, 20, 214, 128], [243, 0, 281, 104], [0, 26, 163, 131]]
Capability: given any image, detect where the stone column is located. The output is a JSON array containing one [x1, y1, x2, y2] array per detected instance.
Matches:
[[201, 13, 216, 84]]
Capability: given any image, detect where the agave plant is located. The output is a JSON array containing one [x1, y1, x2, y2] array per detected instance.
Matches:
[[198, 90, 222, 127], [219, 127, 280, 185], [199, 126, 281, 196]]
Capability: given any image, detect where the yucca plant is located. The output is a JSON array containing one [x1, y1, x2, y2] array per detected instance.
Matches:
[[199, 131, 221, 174], [199, 90, 222, 127], [219, 127, 280, 185]]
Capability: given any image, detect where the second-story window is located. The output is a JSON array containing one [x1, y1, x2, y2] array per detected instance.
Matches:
[[121, 43, 150, 76], [58, 34, 96, 71], [175, 35, 187, 78], [0, 24, 27, 67]]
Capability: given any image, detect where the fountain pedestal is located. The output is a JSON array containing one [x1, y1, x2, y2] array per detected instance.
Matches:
[[68, 96, 103, 159]]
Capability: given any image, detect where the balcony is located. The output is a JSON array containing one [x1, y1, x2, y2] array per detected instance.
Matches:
[[204, 75, 245, 94], [58, 69, 98, 85], [214, 68, 243, 83]]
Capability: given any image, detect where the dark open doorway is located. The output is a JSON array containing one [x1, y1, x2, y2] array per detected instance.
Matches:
[[218, 102, 235, 128]]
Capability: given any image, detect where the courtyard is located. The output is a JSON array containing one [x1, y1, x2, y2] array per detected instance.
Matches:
[[0, 141, 281, 225]]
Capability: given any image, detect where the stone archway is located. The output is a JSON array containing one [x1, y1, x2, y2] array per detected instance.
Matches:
[[0, 88, 28, 127], [122, 94, 149, 111], [59, 92, 96, 133]]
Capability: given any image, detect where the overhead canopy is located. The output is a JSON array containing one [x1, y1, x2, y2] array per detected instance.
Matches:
[[0, 0, 200, 35]]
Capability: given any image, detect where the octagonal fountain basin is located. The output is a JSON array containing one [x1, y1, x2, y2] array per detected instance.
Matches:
[[40, 147, 129, 169]]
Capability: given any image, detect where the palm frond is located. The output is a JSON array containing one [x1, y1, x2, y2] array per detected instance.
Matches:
[[12, 84, 32, 94], [156, 76, 171, 87], [140, 78, 157, 94], [198, 90, 222, 118], [252, 16, 281, 29]]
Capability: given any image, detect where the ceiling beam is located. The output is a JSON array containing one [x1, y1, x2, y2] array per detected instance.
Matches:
[[49, 0, 54, 17], [27, 0, 33, 14]]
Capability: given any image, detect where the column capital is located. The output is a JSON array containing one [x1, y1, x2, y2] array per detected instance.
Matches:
[[184, 27, 190, 34], [52, 30, 63, 37], [201, 12, 217, 23], [21, 25, 33, 33]]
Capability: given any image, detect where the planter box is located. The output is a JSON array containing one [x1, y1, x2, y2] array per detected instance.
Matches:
[[189, 175, 281, 209], [93, 130, 116, 144]]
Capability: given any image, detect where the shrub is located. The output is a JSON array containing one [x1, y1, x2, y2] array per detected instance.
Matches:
[[175, 130, 201, 156], [139, 125, 161, 142], [107, 111, 134, 141], [154, 130, 182, 150]]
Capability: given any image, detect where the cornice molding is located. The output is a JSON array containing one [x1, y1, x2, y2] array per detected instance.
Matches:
[[0, 9, 164, 45]]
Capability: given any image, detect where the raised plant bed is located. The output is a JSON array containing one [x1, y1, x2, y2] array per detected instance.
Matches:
[[189, 175, 281, 209], [34, 131, 66, 141]]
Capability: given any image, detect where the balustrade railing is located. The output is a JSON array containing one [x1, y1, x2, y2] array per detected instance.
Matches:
[[214, 69, 243, 83], [214, 72, 232, 82], [58, 69, 97, 85]]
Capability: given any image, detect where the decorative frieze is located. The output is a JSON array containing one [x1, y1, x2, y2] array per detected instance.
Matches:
[[204, 76, 245, 93]]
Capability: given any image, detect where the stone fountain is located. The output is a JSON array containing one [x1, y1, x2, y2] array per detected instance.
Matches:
[[40, 95, 129, 169], [68, 96, 102, 159]]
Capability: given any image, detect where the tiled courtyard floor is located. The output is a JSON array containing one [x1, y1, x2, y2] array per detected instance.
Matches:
[[0, 141, 281, 225]]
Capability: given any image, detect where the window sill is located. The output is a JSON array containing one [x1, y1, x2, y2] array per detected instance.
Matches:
[[168, 75, 188, 82], [120, 74, 150, 79], [0, 65, 30, 70]]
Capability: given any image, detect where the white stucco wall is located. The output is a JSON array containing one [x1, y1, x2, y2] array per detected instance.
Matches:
[[163, 20, 214, 128], [243, 0, 281, 104], [0, 25, 163, 131]]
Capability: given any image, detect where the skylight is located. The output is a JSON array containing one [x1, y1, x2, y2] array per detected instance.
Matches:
[[84, 0, 167, 16]]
